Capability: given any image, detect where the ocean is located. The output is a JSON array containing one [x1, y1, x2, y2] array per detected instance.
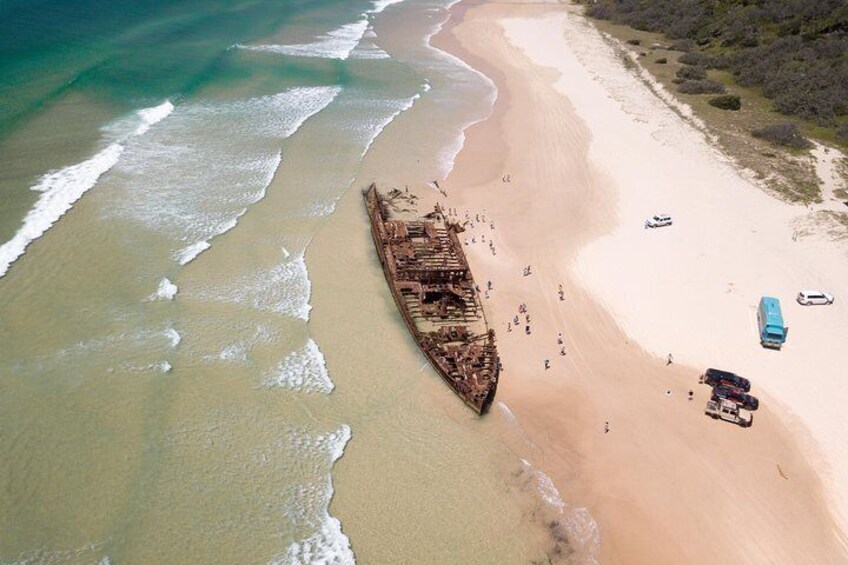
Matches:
[[0, 1, 593, 562]]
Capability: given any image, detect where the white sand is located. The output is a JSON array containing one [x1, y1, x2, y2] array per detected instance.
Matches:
[[499, 11, 848, 533]]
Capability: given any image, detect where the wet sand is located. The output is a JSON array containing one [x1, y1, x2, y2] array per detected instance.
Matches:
[[431, 1, 848, 562]]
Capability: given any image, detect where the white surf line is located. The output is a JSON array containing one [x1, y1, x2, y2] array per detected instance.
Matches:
[[175, 86, 341, 267], [238, 19, 369, 61], [0, 101, 174, 279], [271, 425, 355, 565], [425, 2, 498, 180], [239, 0, 407, 63], [371, 0, 405, 14]]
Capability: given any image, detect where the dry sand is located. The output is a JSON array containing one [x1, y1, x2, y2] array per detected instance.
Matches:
[[432, 1, 848, 562]]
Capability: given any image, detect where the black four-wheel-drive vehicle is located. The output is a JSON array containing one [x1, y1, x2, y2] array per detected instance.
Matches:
[[703, 368, 750, 392], [711, 385, 759, 411]]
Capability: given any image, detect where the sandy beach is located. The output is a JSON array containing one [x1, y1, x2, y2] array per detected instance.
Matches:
[[432, 0, 848, 562]]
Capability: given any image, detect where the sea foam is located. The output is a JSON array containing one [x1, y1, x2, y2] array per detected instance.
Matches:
[[110, 87, 338, 266], [271, 425, 354, 565], [0, 101, 173, 279], [520, 459, 601, 563], [371, 0, 405, 14], [265, 339, 334, 394], [240, 0, 405, 63], [175, 241, 212, 266], [0, 143, 123, 279], [190, 250, 312, 321], [165, 328, 181, 348], [240, 19, 369, 61], [151, 277, 178, 300], [134, 101, 176, 136], [422, 6, 497, 179]]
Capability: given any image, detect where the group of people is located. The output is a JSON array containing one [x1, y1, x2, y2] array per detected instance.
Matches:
[[505, 290, 569, 368], [456, 209, 497, 256]]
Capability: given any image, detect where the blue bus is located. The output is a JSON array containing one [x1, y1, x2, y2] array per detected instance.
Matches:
[[757, 296, 786, 349]]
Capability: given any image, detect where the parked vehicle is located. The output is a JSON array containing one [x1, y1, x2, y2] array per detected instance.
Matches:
[[757, 296, 787, 349], [702, 368, 750, 392], [712, 385, 759, 411], [796, 290, 834, 306], [645, 214, 672, 228], [705, 398, 752, 428]]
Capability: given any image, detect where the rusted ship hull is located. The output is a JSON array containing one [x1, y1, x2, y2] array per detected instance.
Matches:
[[364, 184, 499, 414]]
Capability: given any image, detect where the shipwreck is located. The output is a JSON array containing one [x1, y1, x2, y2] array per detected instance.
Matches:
[[364, 184, 500, 414]]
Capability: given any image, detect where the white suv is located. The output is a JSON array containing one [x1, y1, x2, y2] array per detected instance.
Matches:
[[797, 290, 834, 305], [646, 214, 672, 228]]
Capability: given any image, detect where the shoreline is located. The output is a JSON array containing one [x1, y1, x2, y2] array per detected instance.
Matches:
[[434, 0, 848, 562]]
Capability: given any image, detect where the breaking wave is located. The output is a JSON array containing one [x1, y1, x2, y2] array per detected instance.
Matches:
[[165, 327, 181, 348], [151, 277, 178, 300], [189, 250, 312, 321], [239, 1, 404, 63], [371, 0, 405, 14], [175, 241, 212, 266], [108, 87, 339, 265], [271, 425, 354, 565], [265, 339, 334, 394], [0, 101, 173, 279], [240, 19, 369, 61]]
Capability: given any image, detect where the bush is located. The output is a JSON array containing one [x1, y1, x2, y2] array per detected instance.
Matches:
[[670, 39, 695, 52], [582, 0, 848, 126], [752, 123, 812, 149], [656, 57, 668, 64], [836, 124, 848, 141], [678, 52, 712, 67], [709, 95, 742, 111], [586, 4, 615, 20], [627, 38, 641, 46], [676, 65, 707, 80], [678, 80, 726, 94]]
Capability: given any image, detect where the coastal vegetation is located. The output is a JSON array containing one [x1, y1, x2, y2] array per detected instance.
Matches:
[[580, 0, 848, 203], [752, 123, 811, 149], [584, 0, 847, 131], [708, 94, 741, 111]]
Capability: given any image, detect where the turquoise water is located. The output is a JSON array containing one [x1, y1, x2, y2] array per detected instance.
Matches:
[[0, 1, 573, 562]]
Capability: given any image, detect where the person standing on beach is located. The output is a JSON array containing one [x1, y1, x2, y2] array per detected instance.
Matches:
[[604, 421, 610, 434], [666, 353, 674, 365], [544, 359, 550, 370]]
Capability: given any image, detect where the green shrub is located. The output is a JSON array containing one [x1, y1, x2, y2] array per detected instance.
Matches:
[[670, 39, 694, 52], [678, 52, 712, 67], [656, 57, 668, 64], [626, 38, 641, 45], [582, 0, 848, 126], [752, 123, 812, 149], [709, 95, 742, 111], [678, 80, 726, 94], [837, 124, 848, 141], [676, 65, 706, 80]]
